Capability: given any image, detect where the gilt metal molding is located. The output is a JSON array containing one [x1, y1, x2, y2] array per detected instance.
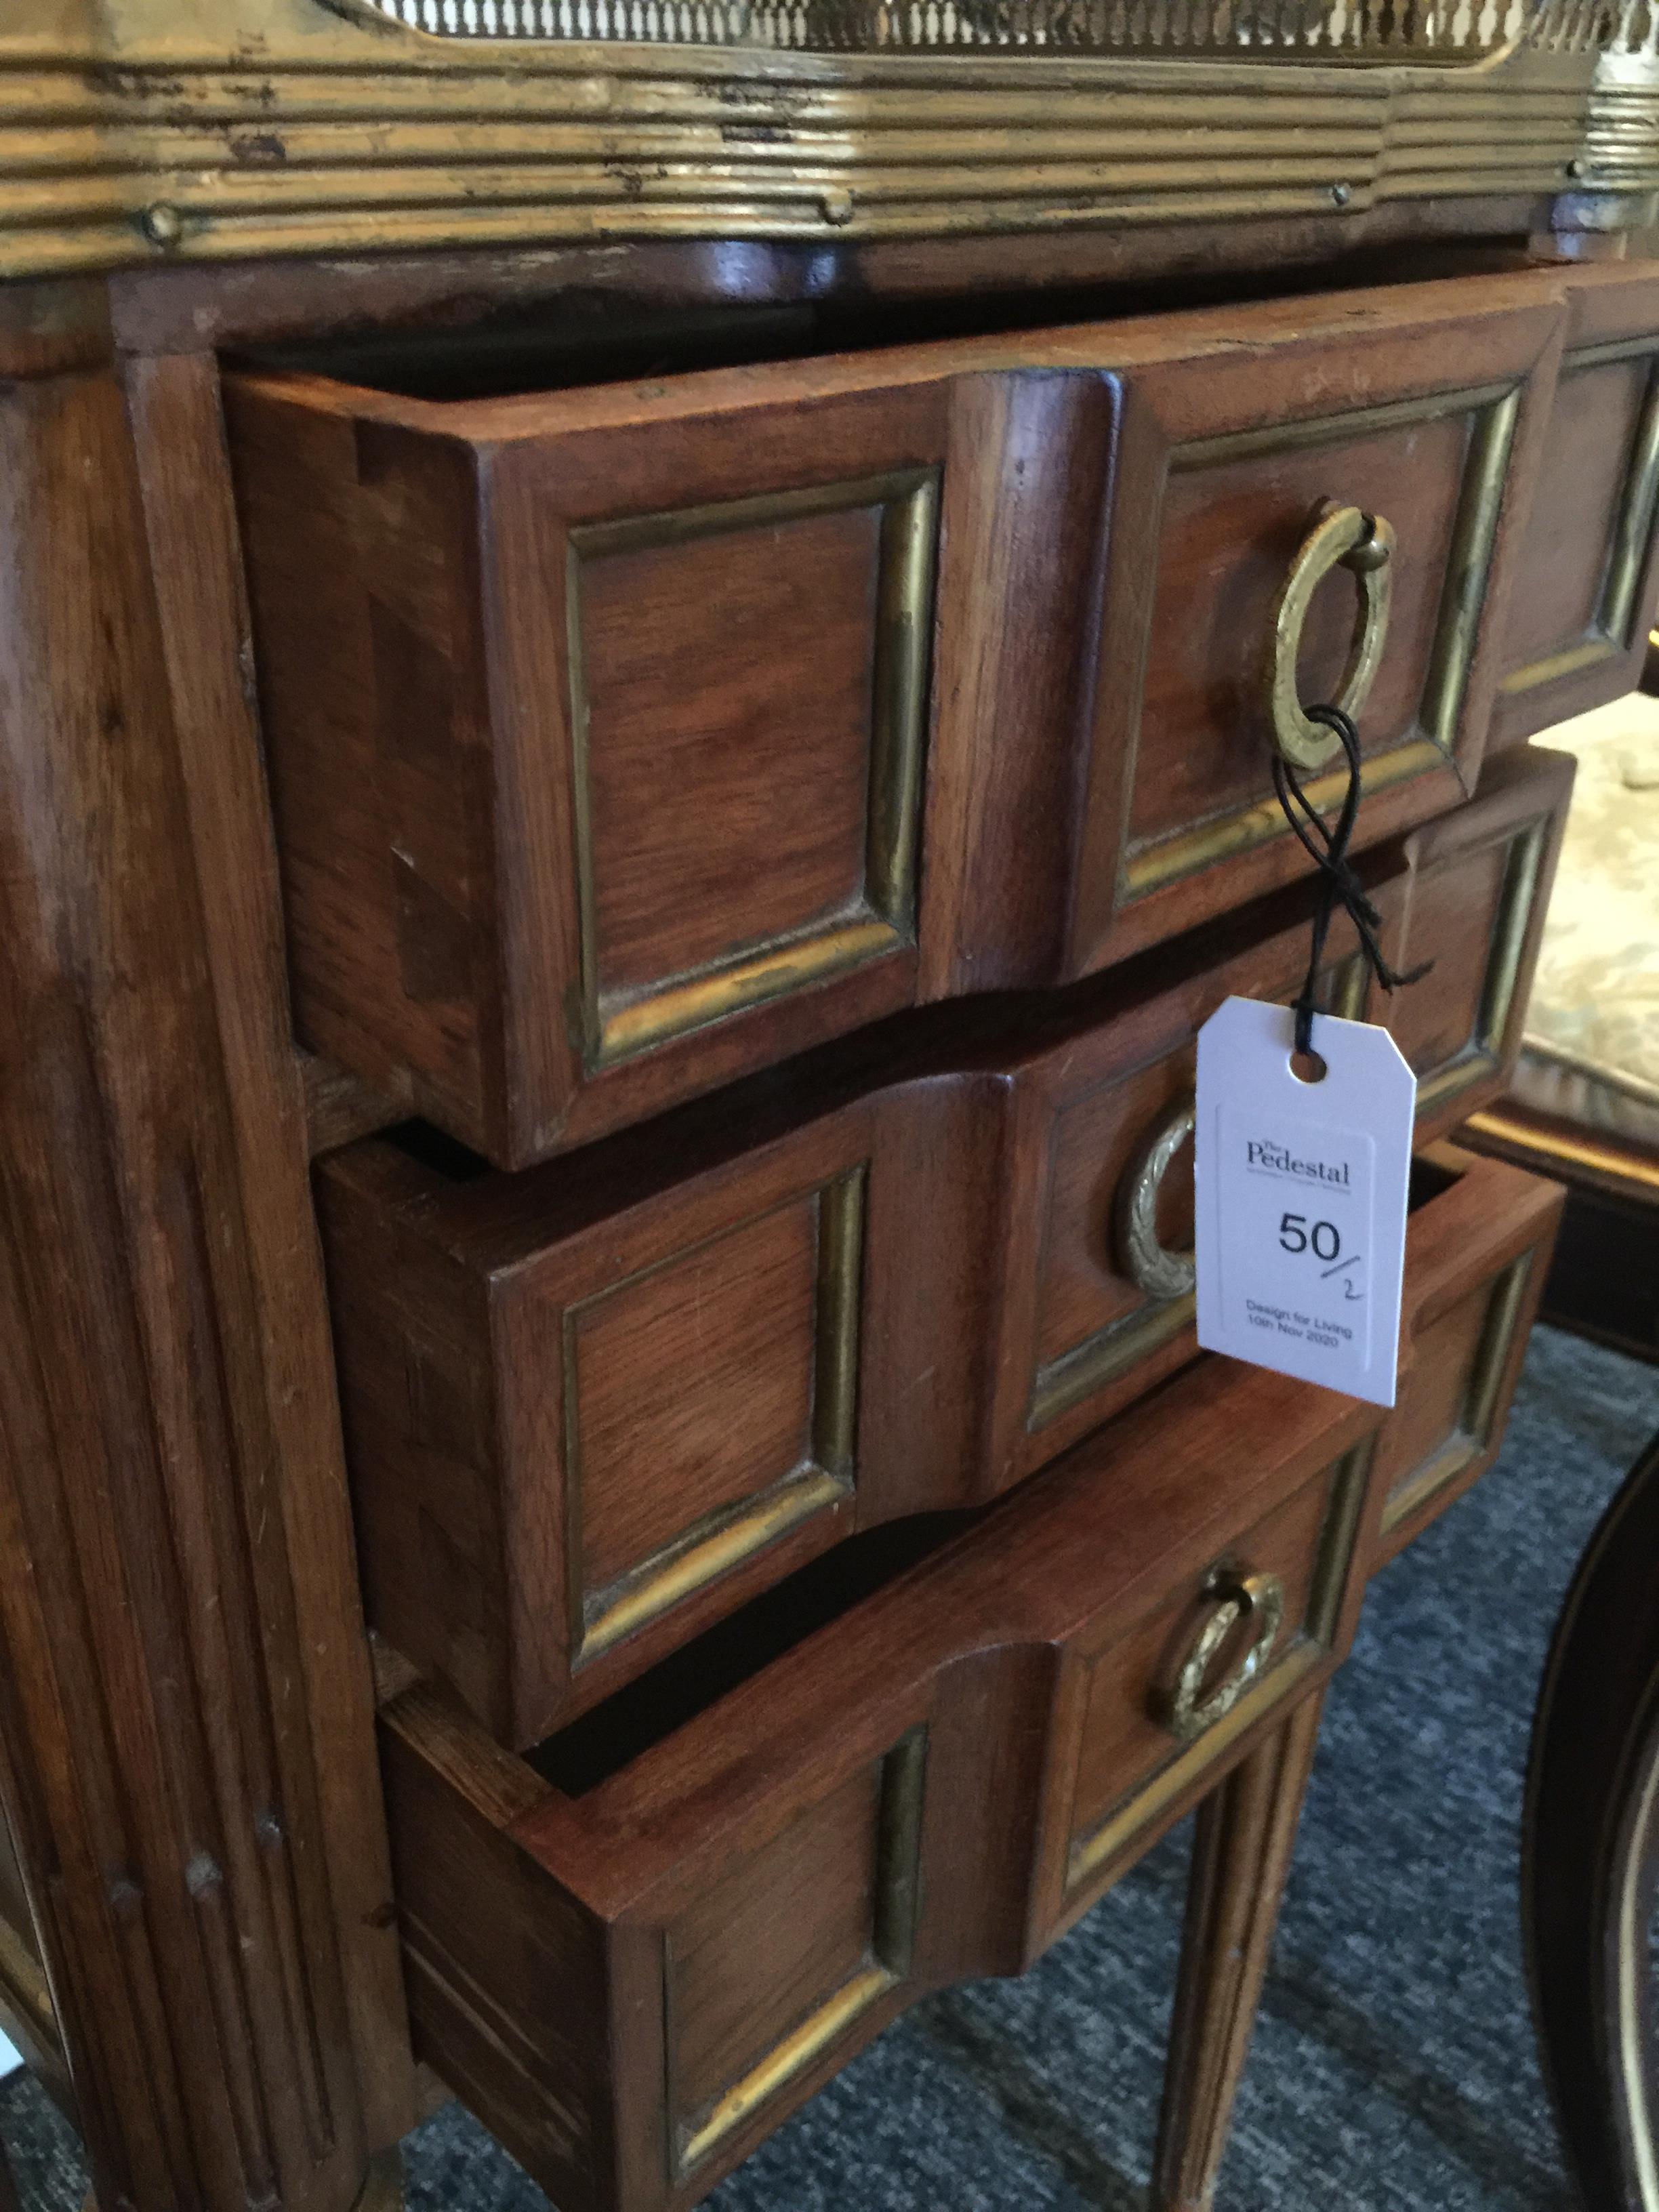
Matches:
[[567, 469, 935, 1075], [564, 1163, 866, 1667], [1065, 1435, 1372, 1895], [668, 1721, 927, 2173], [5, 0, 1659, 278]]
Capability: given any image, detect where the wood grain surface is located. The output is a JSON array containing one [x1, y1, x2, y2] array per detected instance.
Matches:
[[0, 349, 411, 2212], [225, 265, 1638, 1168], [322, 745, 1570, 1748], [380, 1353, 1391, 2212], [323, 856, 1408, 1746], [1491, 266, 1659, 744]]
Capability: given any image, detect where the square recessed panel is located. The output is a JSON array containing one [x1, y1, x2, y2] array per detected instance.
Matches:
[[1063, 1447, 1371, 1900], [1391, 838, 1512, 1082], [1391, 821, 1547, 1120], [570, 1201, 818, 1586], [1035, 1056, 1195, 1378], [1500, 346, 1659, 687], [1132, 409, 1471, 855], [666, 1765, 884, 2137], [569, 473, 936, 1067], [664, 1726, 925, 2174], [1067, 1473, 1331, 1853], [1029, 961, 1366, 1431], [561, 1170, 865, 1662], [1378, 1254, 1532, 1537], [1376, 1276, 1492, 1515], [1121, 386, 1517, 902]]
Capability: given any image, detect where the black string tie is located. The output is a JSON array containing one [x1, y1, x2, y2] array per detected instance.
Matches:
[[1271, 702, 1431, 1060]]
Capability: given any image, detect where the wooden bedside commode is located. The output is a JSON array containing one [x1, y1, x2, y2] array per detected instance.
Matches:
[[0, 5, 1652, 2209]]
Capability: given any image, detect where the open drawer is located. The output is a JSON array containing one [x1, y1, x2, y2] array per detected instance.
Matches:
[[325, 857, 1412, 1747], [1490, 264, 1659, 748], [1392, 741, 1574, 1142], [1372, 1145, 1563, 1565], [377, 1356, 1386, 2212], [322, 735, 1572, 1751], [229, 267, 1612, 1168]]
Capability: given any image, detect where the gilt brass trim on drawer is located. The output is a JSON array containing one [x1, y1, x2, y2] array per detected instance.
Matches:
[[1500, 335, 1659, 699], [1414, 816, 1548, 1124], [678, 1965, 895, 2175], [1462, 1108, 1659, 1195], [1029, 1292, 1195, 1434], [1070, 1644, 1325, 1892], [1122, 738, 1443, 901], [1123, 381, 1520, 904], [1065, 1439, 1372, 1893], [568, 1165, 867, 1666], [566, 470, 938, 1073], [1380, 1249, 1534, 1537], [671, 1723, 928, 2175]]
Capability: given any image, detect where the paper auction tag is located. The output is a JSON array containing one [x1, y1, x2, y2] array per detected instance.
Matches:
[[1195, 997, 1416, 1407]]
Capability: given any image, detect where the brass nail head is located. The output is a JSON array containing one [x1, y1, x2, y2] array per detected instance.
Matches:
[[1346, 531, 1392, 574]]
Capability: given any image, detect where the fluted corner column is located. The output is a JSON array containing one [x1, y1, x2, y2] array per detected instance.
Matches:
[[0, 310, 413, 2212]]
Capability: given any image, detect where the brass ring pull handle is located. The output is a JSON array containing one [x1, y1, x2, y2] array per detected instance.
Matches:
[[1115, 1093, 1196, 1303], [1155, 1569, 1286, 1743], [1269, 500, 1396, 773]]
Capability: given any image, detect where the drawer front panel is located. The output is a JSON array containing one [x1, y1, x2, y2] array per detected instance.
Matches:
[[230, 373, 950, 1168], [1053, 279, 1565, 979], [1058, 1445, 1368, 1914], [1012, 945, 1371, 1471], [324, 1111, 878, 1744], [329, 743, 1572, 1748], [234, 268, 1640, 1168], [568, 470, 935, 1072], [325, 870, 1404, 1748], [1372, 1147, 1563, 1563], [1114, 384, 1509, 901], [663, 1727, 924, 2177], [1492, 269, 1659, 745], [379, 1355, 1388, 2212], [562, 1166, 865, 1662], [1393, 742, 1574, 1141]]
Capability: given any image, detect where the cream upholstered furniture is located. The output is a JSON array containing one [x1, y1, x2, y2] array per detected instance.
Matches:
[[1467, 691, 1659, 1356]]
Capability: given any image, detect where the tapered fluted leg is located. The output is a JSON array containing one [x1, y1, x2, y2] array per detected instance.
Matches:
[[1151, 1693, 1326, 2212]]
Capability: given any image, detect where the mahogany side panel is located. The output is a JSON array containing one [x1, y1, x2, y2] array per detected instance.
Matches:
[[0, 353, 409, 2212], [126, 347, 415, 2160]]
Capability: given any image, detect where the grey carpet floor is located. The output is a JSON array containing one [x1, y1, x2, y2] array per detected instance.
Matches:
[[6, 1324, 1658, 2210]]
